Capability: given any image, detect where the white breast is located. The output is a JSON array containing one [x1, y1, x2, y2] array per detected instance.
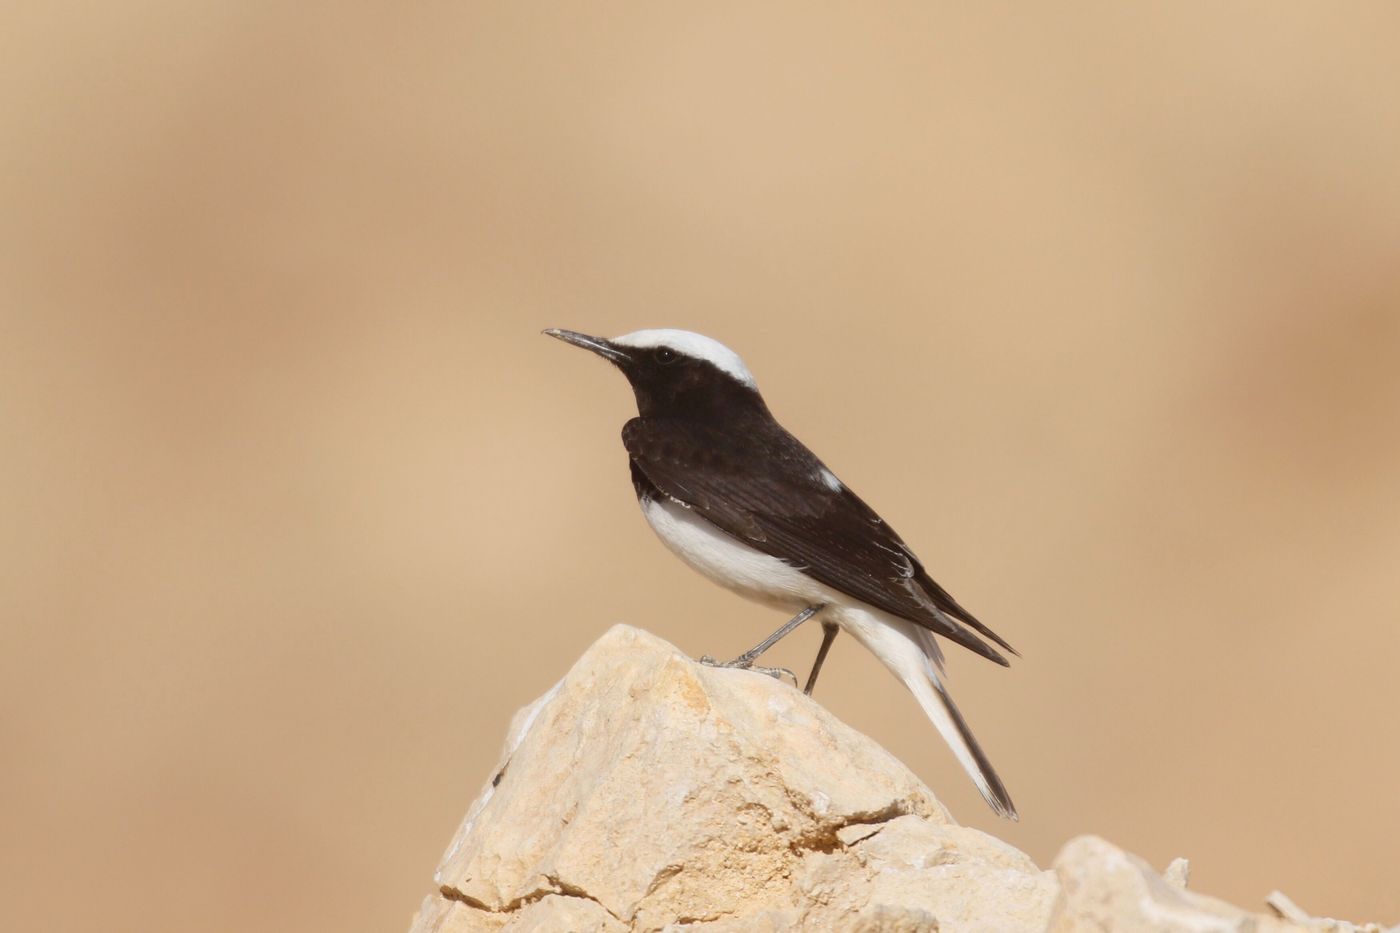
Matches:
[[639, 496, 832, 612]]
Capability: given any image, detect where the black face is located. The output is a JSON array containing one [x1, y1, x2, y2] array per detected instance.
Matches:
[[544, 329, 766, 420]]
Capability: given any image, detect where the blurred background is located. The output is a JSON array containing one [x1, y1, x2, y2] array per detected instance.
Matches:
[[3, 3, 1398, 931]]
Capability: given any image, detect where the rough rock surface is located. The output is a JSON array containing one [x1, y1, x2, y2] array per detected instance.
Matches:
[[409, 626, 1393, 933]]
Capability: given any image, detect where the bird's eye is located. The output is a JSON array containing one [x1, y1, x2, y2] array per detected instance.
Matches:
[[654, 347, 677, 364]]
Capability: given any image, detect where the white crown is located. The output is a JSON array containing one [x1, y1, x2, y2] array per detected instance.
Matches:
[[611, 329, 757, 388]]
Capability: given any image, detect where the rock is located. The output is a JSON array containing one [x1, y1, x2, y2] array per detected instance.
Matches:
[[1047, 835, 1299, 933], [1266, 891, 1399, 933], [1163, 857, 1191, 890], [408, 625, 1393, 933]]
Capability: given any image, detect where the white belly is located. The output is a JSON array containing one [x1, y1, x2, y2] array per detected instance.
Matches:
[[638, 494, 931, 669], [639, 496, 833, 612], [639, 494, 1003, 813]]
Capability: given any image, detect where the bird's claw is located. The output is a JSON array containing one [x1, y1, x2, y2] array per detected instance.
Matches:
[[697, 655, 798, 688], [751, 664, 800, 688]]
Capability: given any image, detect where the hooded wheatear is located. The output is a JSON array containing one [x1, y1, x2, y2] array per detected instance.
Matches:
[[546, 327, 1018, 819]]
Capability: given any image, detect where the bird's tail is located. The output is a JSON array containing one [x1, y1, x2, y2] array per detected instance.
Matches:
[[848, 612, 1018, 820]]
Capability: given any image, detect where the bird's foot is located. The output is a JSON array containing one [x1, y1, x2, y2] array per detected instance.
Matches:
[[697, 655, 798, 688]]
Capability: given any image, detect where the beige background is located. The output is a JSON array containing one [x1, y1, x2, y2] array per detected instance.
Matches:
[[4, 4, 1399, 931]]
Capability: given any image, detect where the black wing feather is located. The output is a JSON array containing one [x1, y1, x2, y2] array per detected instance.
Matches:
[[622, 417, 1015, 666]]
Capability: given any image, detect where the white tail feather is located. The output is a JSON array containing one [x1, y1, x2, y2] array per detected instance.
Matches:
[[842, 610, 1018, 819]]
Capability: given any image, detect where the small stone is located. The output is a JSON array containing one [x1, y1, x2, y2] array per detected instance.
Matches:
[[1164, 857, 1191, 890]]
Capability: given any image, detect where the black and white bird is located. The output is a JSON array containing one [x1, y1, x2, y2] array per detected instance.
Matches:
[[545, 327, 1018, 819]]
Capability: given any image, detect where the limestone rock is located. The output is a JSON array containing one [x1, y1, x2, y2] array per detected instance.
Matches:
[[408, 625, 1393, 933], [1047, 835, 1298, 933], [1266, 891, 1400, 933], [1163, 857, 1191, 891]]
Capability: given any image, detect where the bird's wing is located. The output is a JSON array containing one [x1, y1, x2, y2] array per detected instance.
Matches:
[[622, 418, 1015, 666]]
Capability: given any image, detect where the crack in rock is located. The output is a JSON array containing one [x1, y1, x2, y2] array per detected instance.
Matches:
[[788, 802, 913, 856], [437, 874, 623, 925]]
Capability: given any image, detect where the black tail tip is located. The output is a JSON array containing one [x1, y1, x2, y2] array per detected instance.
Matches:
[[987, 789, 1019, 821]]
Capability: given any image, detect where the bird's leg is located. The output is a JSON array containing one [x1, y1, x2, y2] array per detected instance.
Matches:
[[728, 605, 821, 666], [803, 621, 840, 696], [699, 606, 822, 686]]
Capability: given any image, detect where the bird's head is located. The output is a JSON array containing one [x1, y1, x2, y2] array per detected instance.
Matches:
[[544, 328, 764, 419]]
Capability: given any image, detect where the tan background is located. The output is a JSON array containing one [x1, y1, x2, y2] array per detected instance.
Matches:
[[4, 3, 1399, 931]]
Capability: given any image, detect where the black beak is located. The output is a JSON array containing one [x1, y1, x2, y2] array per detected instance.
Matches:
[[543, 328, 628, 364]]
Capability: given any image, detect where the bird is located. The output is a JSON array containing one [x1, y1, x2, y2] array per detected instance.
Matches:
[[544, 327, 1018, 819]]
